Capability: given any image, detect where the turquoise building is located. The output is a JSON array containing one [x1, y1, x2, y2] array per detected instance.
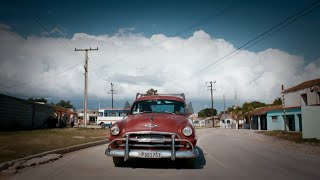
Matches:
[[266, 107, 302, 131], [249, 105, 302, 132]]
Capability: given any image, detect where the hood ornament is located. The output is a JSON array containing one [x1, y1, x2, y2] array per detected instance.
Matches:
[[144, 124, 158, 128], [150, 115, 154, 121]]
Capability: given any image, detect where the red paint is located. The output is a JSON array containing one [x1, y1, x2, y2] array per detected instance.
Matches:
[[109, 95, 197, 147]]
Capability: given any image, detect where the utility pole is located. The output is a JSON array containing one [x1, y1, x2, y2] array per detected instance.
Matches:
[[281, 85, 287, 131], [206, 81, 216, 126], [75, 47, 98, 128], [223, 94, 226, 118], [234, 90, 238, 108], [108, 83, 117, 108]]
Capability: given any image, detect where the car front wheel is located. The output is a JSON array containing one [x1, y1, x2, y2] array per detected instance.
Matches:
[[177, 158, 196, 169], [113, 157, 125, 167]]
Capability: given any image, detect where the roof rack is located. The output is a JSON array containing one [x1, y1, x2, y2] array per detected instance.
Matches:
[[135, 93, 185, 100]]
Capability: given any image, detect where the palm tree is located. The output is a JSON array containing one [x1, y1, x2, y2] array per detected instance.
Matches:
[[146, 88, 158, 95]]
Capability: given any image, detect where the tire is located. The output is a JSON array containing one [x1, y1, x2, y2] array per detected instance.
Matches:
[[178, 158, 196, 169], [113, 157, 125, 167], [100, 123, 105, 129]]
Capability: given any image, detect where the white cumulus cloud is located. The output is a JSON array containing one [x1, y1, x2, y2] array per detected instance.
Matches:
[[0, 25, 319, 109]]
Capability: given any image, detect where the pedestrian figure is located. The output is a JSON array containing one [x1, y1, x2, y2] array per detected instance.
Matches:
[[70, 115, 74, 127]]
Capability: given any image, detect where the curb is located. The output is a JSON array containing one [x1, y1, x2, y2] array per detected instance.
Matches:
[[0, 139, 108, 172]]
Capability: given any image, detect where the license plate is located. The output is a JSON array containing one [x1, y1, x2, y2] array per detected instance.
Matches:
[[138, 151, 161, 158]]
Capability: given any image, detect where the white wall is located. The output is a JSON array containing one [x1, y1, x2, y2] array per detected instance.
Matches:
[[285, 89, 320, 107], [302, 106, 320, 139], [284, 92, 301, 107], [308, 91, 320, 105]]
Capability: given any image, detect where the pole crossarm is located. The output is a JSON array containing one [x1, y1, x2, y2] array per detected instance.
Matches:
[[74, 47, 99, 51]]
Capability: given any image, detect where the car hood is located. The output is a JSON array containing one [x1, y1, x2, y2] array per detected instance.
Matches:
[[124, 113, 187, 133]]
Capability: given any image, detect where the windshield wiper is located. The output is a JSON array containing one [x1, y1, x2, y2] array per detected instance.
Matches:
[[161, 111, 175, 115], [139, 111, 153, 114]]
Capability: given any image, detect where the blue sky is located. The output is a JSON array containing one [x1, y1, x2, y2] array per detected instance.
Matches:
[[0, 0, 320, 112], [1, 0, 319, 60]]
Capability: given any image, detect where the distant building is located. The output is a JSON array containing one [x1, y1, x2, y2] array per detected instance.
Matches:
[[76, 109, 98, 124], [189, 113, 198, 118], [248, 78, 320, 137]]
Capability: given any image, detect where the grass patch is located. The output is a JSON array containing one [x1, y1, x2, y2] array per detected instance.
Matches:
[[0, 128, 109, 163], [257, 130, 320, 145]]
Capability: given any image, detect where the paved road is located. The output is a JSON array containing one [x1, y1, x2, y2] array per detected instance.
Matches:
[[5, 128, 320, 180]]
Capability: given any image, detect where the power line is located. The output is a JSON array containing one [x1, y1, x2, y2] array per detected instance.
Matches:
[[34, 18, 83, 58], [1, 19, 85, 90], [3, 63, 82, 90], [167, 0, 320, 89], [89, 1, 238, 74]]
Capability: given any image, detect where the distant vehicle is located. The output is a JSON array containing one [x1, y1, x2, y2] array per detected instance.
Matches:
[[97, 108, 130, 128], [105, 93, 198, 167]]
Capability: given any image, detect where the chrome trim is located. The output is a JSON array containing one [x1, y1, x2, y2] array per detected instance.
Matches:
[[107, 132, 197, 161], [143, 124, 159, 128], [106, 149, 199, 159], [130, 138, 167, 143], [109, 138, 194, 146], [123, 131, 181, 138], [124, 135, 129, 161], [119, 144, 184, 148], [171, 135, 175, 160]]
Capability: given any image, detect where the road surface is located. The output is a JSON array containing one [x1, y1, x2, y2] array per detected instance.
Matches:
[[5, 128, 320, 180]]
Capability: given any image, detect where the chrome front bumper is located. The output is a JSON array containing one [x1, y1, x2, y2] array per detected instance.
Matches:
[[105, 148, 199, 159], [106, 132, 198, 161]]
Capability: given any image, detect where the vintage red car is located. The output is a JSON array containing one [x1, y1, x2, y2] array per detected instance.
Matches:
[[105, 93, 198, 167]]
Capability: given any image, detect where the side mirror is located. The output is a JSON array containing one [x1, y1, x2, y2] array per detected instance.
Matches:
[[185, 102, 194, 115]]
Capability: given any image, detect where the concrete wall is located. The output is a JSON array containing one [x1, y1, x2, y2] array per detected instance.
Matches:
[[0, 94, 54, 130], [302, 106, 320, 139], [285, 92, 301, 107], [285, 89, 320, 107], [267, 108, 301, 132]]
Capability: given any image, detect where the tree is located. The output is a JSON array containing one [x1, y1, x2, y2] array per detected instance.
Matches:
[[272, 97, 282, 105], [198, 108, 217, 117], [56, 100, 75, 109], [226, 101, 267, 129], [146, 88, 158, 95], [241, 101, 267, 114], [28, 97, 48, 103]]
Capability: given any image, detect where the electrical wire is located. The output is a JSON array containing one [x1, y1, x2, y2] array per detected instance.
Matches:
[[166, 0, 320, 89]]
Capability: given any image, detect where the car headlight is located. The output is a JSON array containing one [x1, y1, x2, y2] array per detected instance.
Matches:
[[182, 126, 193, 136], [111, 125, 120, 136]]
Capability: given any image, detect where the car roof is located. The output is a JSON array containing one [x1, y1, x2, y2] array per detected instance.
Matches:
[[134, 95, 185, 103]]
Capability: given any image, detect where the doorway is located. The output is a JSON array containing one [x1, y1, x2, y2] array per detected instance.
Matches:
[[260, 115, 267, 130], [287, 115, 295, 131]]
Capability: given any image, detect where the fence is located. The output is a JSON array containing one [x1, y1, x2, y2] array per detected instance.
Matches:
[[0, 94, 54, 130]]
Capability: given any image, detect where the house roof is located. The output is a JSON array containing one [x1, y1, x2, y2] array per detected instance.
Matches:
[[248, 105, 301, 115], [248, 105, 282, 115], [283, 78, 320, 93]]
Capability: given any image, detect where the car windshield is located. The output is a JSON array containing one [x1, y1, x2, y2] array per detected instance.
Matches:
[[131, 100, 186, 115]]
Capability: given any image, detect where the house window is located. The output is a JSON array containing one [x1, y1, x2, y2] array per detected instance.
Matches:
[[301, 94, 308, 106], [318, 92, 320, 104], [272, 116, 278, 122]]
